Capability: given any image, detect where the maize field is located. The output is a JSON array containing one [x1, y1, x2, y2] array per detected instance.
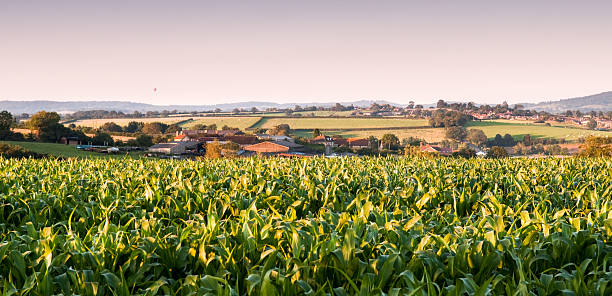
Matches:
[[0, 157, 611, 295]]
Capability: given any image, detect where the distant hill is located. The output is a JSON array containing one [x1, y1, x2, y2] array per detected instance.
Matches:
[[523, 91, 612, 113], [0, 99, 401, 115]]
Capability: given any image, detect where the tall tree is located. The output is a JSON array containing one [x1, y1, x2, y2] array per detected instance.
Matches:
[[27, 111, 69, 142], [467, 129, 487, 147], [0, 111, 14, 139], [27, 111, 61, 130], [445, 126, 467, 142], [381, 133, 400, 150]]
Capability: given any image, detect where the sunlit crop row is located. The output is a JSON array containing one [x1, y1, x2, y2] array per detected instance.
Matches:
[[0, 157, 611, 295]]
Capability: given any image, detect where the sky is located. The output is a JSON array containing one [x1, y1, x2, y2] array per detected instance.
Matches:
[[1, 0, 611, 106]]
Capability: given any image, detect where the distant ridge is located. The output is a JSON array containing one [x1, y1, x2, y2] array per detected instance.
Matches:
[[1, 91, 610, 114], [0, 99, 401, 114], [523, 91, 612, 112]]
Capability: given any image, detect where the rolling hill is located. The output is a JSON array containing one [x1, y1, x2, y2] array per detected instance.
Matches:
[[523, 91, 612, 112]]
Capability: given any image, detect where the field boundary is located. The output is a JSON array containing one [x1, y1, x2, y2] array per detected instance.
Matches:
[[246, 125, 431, 132], [247, 117, 267, 129]]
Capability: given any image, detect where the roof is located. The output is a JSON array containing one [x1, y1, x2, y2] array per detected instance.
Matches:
[[333, 138, 349, 146], [311, 135, 333, 143], [256, 134, 293, 141], [224, 135, 258, 145], [273, 140, 303, 149], [149, 141, 197, 149], [421, 145, 452, 155], [150, 143, 175, 149], [347, 138, 369, 146], [243, 141, 290, 153]]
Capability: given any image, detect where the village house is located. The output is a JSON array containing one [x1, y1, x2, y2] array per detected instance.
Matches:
[[420, 144, 453, 156], [332, 137, 370, 149]]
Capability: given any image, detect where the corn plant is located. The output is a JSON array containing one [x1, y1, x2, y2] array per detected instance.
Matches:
[[0, 156, 610, 295]]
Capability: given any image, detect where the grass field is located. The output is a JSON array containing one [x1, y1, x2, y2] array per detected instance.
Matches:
[[69, 117, 195, 128], [252, 117, 428, 129], [181, 116, 262, 129], [467, 120, 612, 140], [292, 119, 611, 143], [0, 141, 142, 158], [0, 157, 610, 294]]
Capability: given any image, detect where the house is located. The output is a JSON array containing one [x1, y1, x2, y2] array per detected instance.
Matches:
[[347, 138, 369, 149], [420, 144, 453, 156], [311, 135, 336, 154], [148, 141, 198, 155], [174, 134, 190, 141], [310, 135, 333, 144], [332, 138, 370, 149], [333, 138, 349, 146]]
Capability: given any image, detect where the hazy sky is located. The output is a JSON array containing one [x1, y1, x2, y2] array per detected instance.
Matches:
[[1, 0, 611, 105]]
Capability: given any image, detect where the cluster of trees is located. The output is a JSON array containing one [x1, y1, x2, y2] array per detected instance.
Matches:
[[203, 141, 238, 158], [564, 110, 612, 120], [0, 111, 30, 141], [513, 143, 569, 156], [267, 124, 291, 136], [26, 111, 91, 143], [443, 127, 488, 148], [579, 136, 612, 157], [429, 110, 472, 127], [64, 109, 198, 121], [99, 121, 182, 134], [487, 134, 517, 147], [0, 110, 162, 148], [436, 99, 531, 115], [191, 123, 217, 131]]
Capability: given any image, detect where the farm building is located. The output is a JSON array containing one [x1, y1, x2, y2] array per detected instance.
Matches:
[[60, 136, 81, 145], [224, 135, 258, 147], [256, 134, 294, 142], [244, 141, 289, 154], [148, 141, 198, 155], [243, 141, 304, 155]]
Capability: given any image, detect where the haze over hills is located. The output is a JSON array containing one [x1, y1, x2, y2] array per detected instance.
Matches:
[[522, 91, 612, 113], [0, 100, 402, 114], [0, 91, 610, 114]]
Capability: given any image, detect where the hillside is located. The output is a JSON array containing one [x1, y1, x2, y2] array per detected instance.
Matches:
[[0, 99, 401, 114], [523, 91, 612, 112]]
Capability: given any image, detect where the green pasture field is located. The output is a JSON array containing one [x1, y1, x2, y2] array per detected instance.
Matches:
[[467, 120, 611, 140], [181, 116, 263, 129], [252, 117, 428, 129], [292, 119, 611, 143]]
